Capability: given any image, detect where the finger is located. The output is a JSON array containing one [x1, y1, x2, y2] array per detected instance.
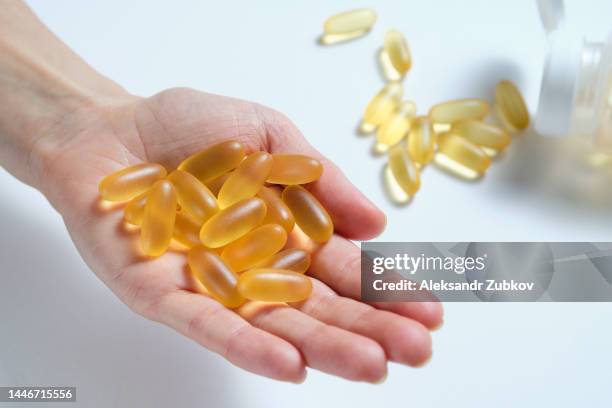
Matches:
[[294, 280, 432, 367], [237, 299, 387, 383]]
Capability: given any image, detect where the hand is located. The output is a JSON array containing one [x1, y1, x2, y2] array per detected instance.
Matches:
[[33, 88, 443, 382]]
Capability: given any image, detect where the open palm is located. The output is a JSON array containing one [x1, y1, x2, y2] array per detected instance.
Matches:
[[37, 88, 442, 382]]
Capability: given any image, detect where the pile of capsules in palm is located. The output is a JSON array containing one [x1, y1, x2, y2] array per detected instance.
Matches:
[[321, 8, 530, 200], [98, 141, 333, 308]]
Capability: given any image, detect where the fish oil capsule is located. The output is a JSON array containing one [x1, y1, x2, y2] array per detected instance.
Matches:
[[321, 9, 377, 45], [140, 180, 177, 257], [257, 248, 311, 274], [257, 187, 295, 233], [437, 133, 491, 177], [124, 191, 148, 225], [267, 154, 323, 185], [451, 120, 511, 153], [376, 100, 416, 147], [362, 83, 403, 132], [221, 224, 287, 272], [168, 170, 219, 223], [429, 99, 489, 126], [99, 163, 166, 201], [173, 212, 203, 248], [218, 152, 273, 208], [494, 80, 530, 131], [383, 29, 412, 77], [200, 197, 267, 248], [388, 144, 420, 196], [407, 116, 437, 166], [188, 246, 245, 308], [238, 268, 312, 302], [178, 140, 245, 183], [282, 186, 333, 243], [205, 172, 232, 197]]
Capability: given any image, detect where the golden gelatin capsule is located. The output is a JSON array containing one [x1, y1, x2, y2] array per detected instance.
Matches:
[[383, 29, 412, 77], [436, 132, 491, 176], [188, 246, 245, 308], [200, 197, 267, 248], [140, 180, 177, 257], [257, 187, 295, 233], [362, 83, 403, 131], [267, 154, 323, 185], [168, 170, 219, 223], [218, 152, 273, 208], [388, 144, 420, 196], [429, 99, 489, 126], [495, 80, 530, 131], [99, 163, 166, 201], [407, 116, 437, 166], [178, 141, 245, 183], [376, 100, 416, 147], [257, 248, 311, 274], [323, 8, 376, 37], [238, 268, 312, 302], [451, 120, 511, 153], [282, 185, 333, 243], [124, 191, 148, 225], [205, 172, 232, 197], [173, 212, 203, 248], [221, 224, 287, 272]]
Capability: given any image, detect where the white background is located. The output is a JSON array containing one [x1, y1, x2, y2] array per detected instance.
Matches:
[[1, 0, 612, 407]]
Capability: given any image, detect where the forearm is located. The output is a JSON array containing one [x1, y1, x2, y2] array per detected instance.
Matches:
[[0, 0, 127, 186]]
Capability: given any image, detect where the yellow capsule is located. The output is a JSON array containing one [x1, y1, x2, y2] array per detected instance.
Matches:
[[205, 172, 232, 197], [383, 29, 412, 77], [173, 212, 203, 248], [267, 154, 323, 185], [388, 144, 420, 196], [140, 180, 177, 257], [257, 248, 311, 274], [429, 99, 489, 126], [188, 246, 245, 308], [376, 100, 416, 147], [168, 170, 218, 223], [257, 186, 295, 233], [200, 197, 267, 248], [362, 83, 403, 131], [218, 152, 273, 208], [407, 116, 437, 166], [178, 140, 245, 183], [124, 191, 148, 225], [451, 120, 511, 153], [221, 224, 287, 272], [238, 268, 312, 302], [282, 185, 333, 243], [436, 132, 491, 177], [495, 80, 530, 131], [322, 9, 376, 44], [99, 163, 166, 201]]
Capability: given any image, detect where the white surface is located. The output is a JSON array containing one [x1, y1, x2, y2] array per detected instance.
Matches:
[[2, 0, 612, 407]]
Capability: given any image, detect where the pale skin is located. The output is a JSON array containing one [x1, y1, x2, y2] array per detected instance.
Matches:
[[0, 1, 443, 383]]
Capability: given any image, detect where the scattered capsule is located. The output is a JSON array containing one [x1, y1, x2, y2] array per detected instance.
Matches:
[[388, 144, 420, 196], [429, 99, 489, 126], [451, 120, 511, 153], [140, 180, 177, 257], [282, 185, 333, 243], [267, 154, 323, 185], [99, 163, 166, 202], [407, 116, 437, 166], [238, 268, 312, 302], [257, 186, 295, 233], [362, 83, 403, 131], [173, 212, 203, 249], [384, 29, 412, 77], [376, 101, 416, 148], [188, 246, 245, 308], [205, 172, 232, 197], [168, 170, 219, 223], [221, 224, 287, 272], [436, 133, 491, 177], [178, 141, 245, 183], [494, 80, 530, 131], [256, 248, 311, 274], [200, 197, 267, 248], [321, 9, 377, 44], [218, 152, 273, 208], [124, 191, 148, 225]]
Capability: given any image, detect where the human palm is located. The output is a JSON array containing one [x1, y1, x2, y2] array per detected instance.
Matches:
[[38, 88, 442, 382]]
